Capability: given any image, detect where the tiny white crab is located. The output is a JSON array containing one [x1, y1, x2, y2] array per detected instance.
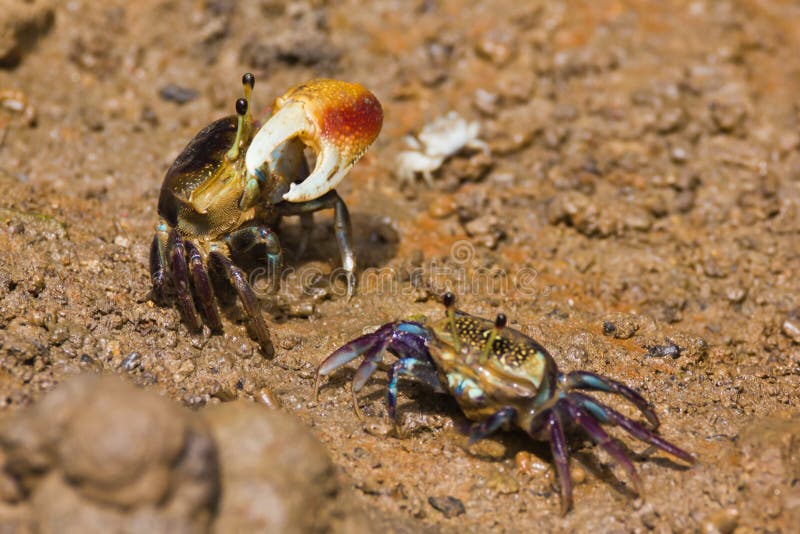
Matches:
[[396, 111, 490, 186]]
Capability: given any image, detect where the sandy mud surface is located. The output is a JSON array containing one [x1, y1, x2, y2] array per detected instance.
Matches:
[[1, 0, 800, 532]]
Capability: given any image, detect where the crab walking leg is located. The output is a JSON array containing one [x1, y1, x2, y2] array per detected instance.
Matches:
[[562, 400, 644, 496], [226, 224, 283, 295], [244, 79, 383, 204], [386, 358, 444, 422], [297, 212, 314, 259], [467, 407, 517, 445], [350, 335, 392, 419], [149, 222, 170, 302], [185, 240, 223, 333], [209, 249, 275, 357], [316, 329, 389, 400], [546, 409, 574, 516], [563, 371, 660, 429], [170, 231, 202, 332], [276, 190, 357, 298], [569, 392, 695, 464]]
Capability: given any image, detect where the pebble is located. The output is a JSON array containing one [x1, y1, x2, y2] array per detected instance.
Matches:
[[428, 195, 456, 219], [363, 417, 393, 438], [257, 387, 282, 409], [158, 84, 199, 105], [702, 508, 739, 534], [119, 351, 141, 372], [428, 495, 465, 518], [781, 316, 800, 344]]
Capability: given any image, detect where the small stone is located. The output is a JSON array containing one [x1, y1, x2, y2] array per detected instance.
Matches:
[[363, 417, 393, 438], [119, 351, 141, 372], [710, 101, 746, 133], [428, 195, 456, 219], [475, 31, 515, 66], [702, 508, 739, 534], [159, 84, 199, 105], [515, 451, 552, 479], [428, 495, 465, 518], [646, 341, 681, 359], [571, 465, 587, 485], [485, 467, 519, 495], [257, 387, 281, 409], [781, 316, 800, 344], [466, 438, 506, 460]]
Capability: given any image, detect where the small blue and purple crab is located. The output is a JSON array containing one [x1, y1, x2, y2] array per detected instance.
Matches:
[[315, 293, 695, 513], [150, 74, 383, 355]]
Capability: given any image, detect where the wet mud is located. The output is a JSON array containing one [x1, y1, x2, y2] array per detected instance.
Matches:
[[1, 1, 799, 532]]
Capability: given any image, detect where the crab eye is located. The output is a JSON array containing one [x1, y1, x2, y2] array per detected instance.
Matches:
[[495, 313, 507, 329], [242, 72, 255, 89], [235, 98, 248, 116], [443, 292, 456, 308]]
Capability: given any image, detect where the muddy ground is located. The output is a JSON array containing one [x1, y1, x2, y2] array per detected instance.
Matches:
[[1, 0, 800, 532]]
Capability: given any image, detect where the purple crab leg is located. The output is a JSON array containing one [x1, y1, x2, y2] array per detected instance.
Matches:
[[209, 249, 274, 357], [170, 231, 202, 332], [563, 371, 660, 428], [562, 400, 644, 496], [386, 357, 443, 422], [546, 408, 573, 516], [569, 392, 695, 464], [315, 328, 389, 401], [467, 407, 516, 445], [184, 240, 222, 333]]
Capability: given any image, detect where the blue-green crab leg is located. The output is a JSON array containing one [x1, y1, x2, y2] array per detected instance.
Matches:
[[169, 231, 202, 332], [563, 371, 660, 428], [386, 357, 443, 423], [275, 190, 356, 299], [467, 406, 516, 445], [568, 392, 695, 464], [185, 239, 222, 333]]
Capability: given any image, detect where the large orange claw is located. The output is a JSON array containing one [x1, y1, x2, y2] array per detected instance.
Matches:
[[245, 79, 383, 203]]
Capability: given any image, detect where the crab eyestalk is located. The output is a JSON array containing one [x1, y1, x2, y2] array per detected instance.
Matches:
[[481, 313, 506, 364], [245, 79, 383, 203], [226, 73, 256, 162], [443, 292, 462, 352]]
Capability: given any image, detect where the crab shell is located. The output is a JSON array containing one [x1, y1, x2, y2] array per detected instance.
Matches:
[[245, 79, 384, 203]]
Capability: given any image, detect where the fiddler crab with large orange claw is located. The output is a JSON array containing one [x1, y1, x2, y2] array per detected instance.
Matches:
[[150, 74, 383, 356], [315, 293, 696, 514]]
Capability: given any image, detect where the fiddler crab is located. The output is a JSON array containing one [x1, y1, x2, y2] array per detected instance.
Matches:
[[315, 293, 695, 514], [150, 74, 383, 356]]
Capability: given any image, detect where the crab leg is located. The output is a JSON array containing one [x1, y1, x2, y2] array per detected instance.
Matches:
[[568, 392, 695, 464], [562, 400, 644, 497], [149, 222, 170, 302], [386, 357, 444, 422], [185, 240, 223, 333], [466, 406, 516, 445], [276, 190, 356, 297], [170, 231, 202, 332], [563, 371, 660, 428], [245, 79, 383, 203], [546, 409, 573, 516], [226, 224, 283, 295], [209, 249, 274, 357]]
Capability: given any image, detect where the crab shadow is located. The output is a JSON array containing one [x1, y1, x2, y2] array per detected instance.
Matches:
[[205, 212, 398, 324]]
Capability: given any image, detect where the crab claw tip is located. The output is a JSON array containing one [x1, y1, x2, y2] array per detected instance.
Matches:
[[245, 79, 383, 203]]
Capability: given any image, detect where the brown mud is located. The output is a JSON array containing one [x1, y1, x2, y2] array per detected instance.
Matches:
[[1, 0, 800, 532]]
